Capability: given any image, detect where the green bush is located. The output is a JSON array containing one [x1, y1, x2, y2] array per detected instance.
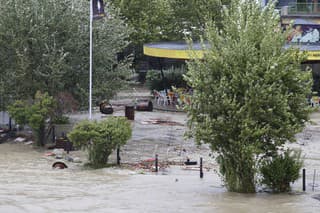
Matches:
[[8, 91, 57, 146], [52, 116, 69, 124], [146, 67, 187, 91], [260, 149, 303, 192], [68, 117, 132, 168]]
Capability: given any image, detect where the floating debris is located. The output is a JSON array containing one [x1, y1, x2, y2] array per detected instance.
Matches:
[[14, 137, 26, 142], [24, 141, 33, 145], [52, 161, 68, 169], [312, 194, 320, 201], [142, 119, 184, 126], [121, 159, 169, 172], [44, 152, 55, 157]]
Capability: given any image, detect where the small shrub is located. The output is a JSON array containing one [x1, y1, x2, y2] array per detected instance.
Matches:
[[260, 149, 303, 192], [52, 116, 69, 124], [8, 91, 57, 146], [68, 117, 132, 168]]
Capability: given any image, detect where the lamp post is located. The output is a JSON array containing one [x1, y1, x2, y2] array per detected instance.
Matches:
[[89, 0, 105, 120], [89, 0, 93, 120]]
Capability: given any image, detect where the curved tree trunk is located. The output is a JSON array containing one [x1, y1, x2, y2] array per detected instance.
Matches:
[[37, 125, 46, 146]]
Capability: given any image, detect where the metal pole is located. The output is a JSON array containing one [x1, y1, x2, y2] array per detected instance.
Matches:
[[66, 140, 71, 154], [302, 168, 306, 191], [155, 154, 158, 172], [52, 125, 55, 143], [117, 147, 120, 165], [89, 0, 93, 120], [312, 169, 316, 192], [200, 157, 204, 178], [9, 117, 12, 131]]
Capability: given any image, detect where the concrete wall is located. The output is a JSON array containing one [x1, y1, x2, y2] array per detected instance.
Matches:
[[0, 111, 15, 126]]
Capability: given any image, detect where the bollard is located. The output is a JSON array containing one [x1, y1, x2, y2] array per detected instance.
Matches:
[[9, 117, 12, 131], [52, 125, 56, 143], [125, 105, 135, 120], [66, 140, 71, 154], [117, 147, 121, 165], [312, 169, 316, 192], [303, 168, 306, 191], [155, 154, 158, 172], [200, 157, 204, 178]]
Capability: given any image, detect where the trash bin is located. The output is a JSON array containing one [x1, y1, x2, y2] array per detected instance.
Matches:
[[125, 105, 135, 120]]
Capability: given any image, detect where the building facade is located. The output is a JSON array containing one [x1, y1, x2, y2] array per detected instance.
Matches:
[[272, 0, 320, 93]]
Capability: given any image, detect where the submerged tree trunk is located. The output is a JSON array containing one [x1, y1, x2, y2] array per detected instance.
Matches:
[[219, 152, 256, 193], [37, 125, 46, 146]]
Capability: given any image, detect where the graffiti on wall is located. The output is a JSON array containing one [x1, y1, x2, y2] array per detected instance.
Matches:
[[284, 18, 320, 44], [288, 24, 320, 43]]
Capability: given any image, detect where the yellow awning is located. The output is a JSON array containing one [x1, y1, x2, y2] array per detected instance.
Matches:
[[143, 42, 206, 59], [144, 42, 320, 61]]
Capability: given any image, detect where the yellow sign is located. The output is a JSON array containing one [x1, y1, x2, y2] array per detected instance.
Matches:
[[307, 51, 320, 60]]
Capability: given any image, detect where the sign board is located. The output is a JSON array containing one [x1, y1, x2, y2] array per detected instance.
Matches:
[[93, 0, 105, 19], [307, 51, 320, 60]]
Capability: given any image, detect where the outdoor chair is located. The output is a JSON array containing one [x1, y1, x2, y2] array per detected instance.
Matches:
[[159, 91, 168, 106], [168, 91, 175, 105], [311, 96, 320, 107], [153, 90, 161, 105]]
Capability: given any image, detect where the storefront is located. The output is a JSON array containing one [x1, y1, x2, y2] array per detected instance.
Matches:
[[282, 17, 320, 94]]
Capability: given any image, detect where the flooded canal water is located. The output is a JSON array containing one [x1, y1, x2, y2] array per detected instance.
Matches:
[[0, 142, 320, 213]]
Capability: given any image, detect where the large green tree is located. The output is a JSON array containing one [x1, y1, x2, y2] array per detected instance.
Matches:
[[185, 0, 312, 193], [170, 0, 230, 39], [0, 0, 131, 110], [111, 0, 175, 45], [111, 0, 231, 45], [110, 0, 231, 71]]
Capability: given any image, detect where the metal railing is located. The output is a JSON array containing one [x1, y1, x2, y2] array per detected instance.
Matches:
[[287, 2, 320, 15]]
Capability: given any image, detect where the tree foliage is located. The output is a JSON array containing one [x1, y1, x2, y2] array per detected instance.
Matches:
[[146, 68, 187, 92], [110, 0, 231, 70], [185, 0, 312, 193], [0, 0, 131, 110], [111, 0, 174, 45], [8, 91, 57, 146], [68, 117, 132, 168], [170, 0, 230, 39], [111, 0, 231, 45]]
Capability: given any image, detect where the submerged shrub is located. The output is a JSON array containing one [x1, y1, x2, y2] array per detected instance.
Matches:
[[68, 117, 132, 168], [260, 149, 303, 192]]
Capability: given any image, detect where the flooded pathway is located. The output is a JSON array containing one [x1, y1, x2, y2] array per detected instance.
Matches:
[[2, 111, 320, 212], [0, 143, 320, 213]]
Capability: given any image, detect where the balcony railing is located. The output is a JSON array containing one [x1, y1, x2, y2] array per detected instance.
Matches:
[[287, 2, 320, 15]]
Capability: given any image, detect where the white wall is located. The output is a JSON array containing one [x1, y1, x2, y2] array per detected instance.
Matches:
[[0, 111, 14, 126]]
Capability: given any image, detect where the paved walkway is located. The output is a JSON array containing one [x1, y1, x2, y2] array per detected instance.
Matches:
[[111, 86, 184, 112]]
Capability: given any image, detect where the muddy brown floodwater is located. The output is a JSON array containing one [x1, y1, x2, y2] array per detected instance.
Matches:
[[1, 111, 320, 212]]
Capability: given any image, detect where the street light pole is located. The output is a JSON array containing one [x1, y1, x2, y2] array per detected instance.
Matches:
[[89, 0, 93, 120]]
